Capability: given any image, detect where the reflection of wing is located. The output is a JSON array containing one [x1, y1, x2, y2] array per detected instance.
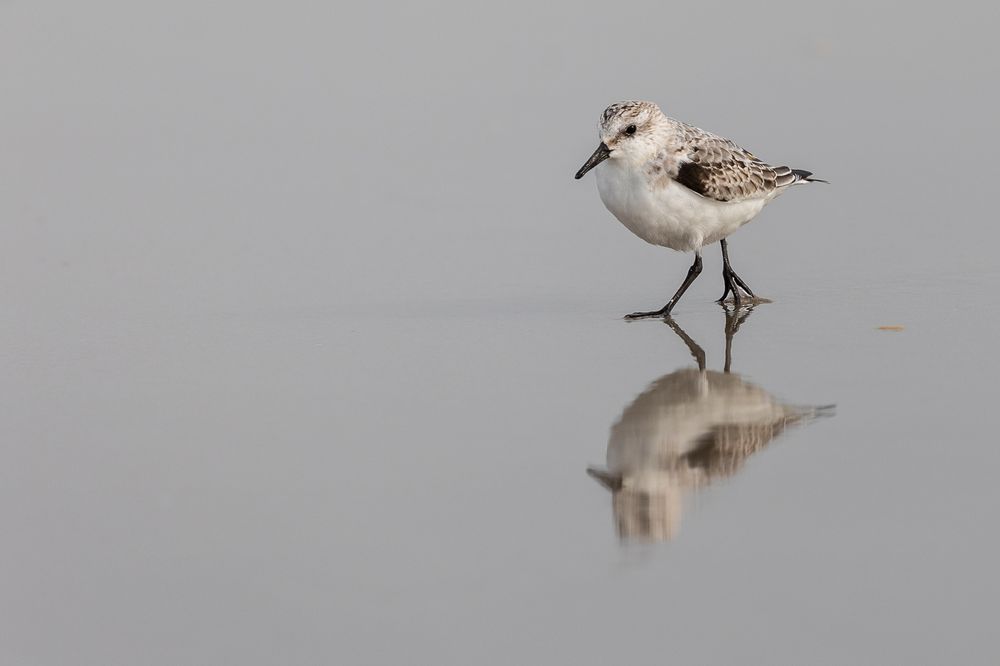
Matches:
[[682, 411, 822, 477], [671, 122, 814, 203], [605, 369, 797, 468], [593, 368, 831, 542]]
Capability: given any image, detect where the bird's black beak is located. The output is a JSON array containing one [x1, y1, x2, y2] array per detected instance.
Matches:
[[574, 142, 611, 179]]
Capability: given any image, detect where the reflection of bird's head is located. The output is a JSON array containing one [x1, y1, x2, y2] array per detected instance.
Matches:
[[613, 481, 686, 542], [589, 467, 690, 542]]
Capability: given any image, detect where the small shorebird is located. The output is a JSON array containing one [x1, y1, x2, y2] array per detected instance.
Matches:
[[575, 101, 824, 318]]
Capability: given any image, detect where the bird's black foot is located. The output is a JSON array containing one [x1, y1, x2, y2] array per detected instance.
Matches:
[[730, 268, 755, 298], [717, 239, 756, 305], [626, 253, 702, 320], [716, 267, 755, 304], [624, 307, 671, 320]]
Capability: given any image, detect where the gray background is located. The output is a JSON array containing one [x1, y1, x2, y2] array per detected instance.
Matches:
[[3, 1, 999, 664]]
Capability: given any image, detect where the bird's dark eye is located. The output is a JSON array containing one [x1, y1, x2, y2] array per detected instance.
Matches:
[[625, 124, 637, 136]]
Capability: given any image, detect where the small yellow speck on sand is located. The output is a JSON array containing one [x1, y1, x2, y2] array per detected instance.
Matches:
[[877, 326, 905, 331]]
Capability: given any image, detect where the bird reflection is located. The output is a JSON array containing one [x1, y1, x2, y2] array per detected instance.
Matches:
[[588, 306, 833, 542]]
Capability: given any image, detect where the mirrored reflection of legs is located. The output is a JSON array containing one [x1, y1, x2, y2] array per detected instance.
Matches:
[[663, 316, 706, 370], [626, 252, 703, 320], [721, 303, 755, 373]]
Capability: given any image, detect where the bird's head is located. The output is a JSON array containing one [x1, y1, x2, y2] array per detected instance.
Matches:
[[575, 100, 667, 179]]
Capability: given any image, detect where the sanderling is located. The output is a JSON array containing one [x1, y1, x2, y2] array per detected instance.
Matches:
[[574, 100, 824, 318]]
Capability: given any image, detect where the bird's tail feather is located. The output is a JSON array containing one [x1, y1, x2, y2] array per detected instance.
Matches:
[[791, 169, 829, 184]]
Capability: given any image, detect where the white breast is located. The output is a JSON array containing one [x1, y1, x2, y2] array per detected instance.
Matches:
[[594, 159, 769, 252]]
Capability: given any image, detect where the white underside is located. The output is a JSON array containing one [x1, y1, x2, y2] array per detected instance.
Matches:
[[595, 158, 779, 252]]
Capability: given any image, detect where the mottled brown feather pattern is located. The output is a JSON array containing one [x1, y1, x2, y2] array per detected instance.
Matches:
[[668, 121, 805, 203], [601, 101, 646, 127]]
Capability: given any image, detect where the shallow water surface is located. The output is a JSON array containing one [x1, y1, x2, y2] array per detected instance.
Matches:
[[3, 1, 1000, 664]]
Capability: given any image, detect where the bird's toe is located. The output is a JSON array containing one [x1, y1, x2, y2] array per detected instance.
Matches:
[[624, 309, 669, 320]]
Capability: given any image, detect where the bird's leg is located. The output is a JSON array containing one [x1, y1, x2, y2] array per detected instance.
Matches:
[[625, 252, 703, 320], [717, 239, 736, 304], [717, 238, 755, 304]]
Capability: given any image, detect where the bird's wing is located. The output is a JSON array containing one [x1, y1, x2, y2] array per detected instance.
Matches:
[[671, 123, 805, 203]]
